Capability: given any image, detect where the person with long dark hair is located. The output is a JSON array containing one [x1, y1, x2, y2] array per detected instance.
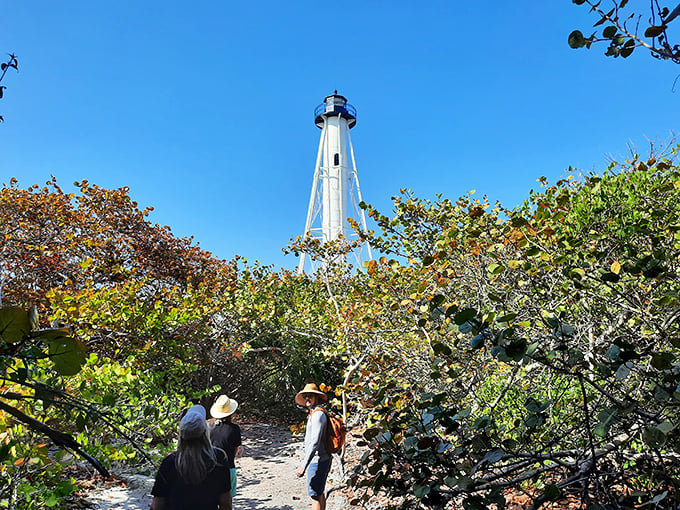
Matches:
[[150, 405, 232, 510]]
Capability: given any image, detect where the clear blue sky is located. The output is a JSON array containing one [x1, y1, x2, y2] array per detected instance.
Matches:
[[2, 1, 679, 270]]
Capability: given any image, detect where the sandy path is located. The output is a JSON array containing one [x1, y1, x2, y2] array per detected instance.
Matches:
[[86, 423, 346, 510]]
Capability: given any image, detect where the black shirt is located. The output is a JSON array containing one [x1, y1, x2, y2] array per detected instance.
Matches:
[[209, 420, 242, 469], [151, 448, 230, 510]]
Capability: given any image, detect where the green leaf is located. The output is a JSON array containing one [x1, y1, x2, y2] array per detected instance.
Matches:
[[544, 484, 561, 501], [459, 319, 478, 334], [0, 441, 13, 462], [76, 412, 88, 432], [0, 306, 31, 343], [594, 8, 614, 27], [504, 338, 528, 361], [651, 352, 674, 370], [456, 476, 475, 490], [524, 413, 544, 428], [31, 327, 71, 341], [600, 271, 620, 282], [620, 38, 635, 57], [430, 294, 445, 307], [545, 316, 560, 328], [445, 304, 458, 317], [570, 268, 586, 279], [602, 26, 617, 38], [615, 361, 632, 380], [470, 334, 485, 349], [568, 30, 586, 49], [525, 398, 543, 413], [488, 263, 505, 275], [454, 308, 477, 325], [432, 342, 452, 356], [657, 420, 675, 434], [554, 324, 576, 337], [483, 448, 504, 463], [642, 426, 666, 447], [593, 423, 609, 438], [645, 25, 666, 38], [605, 344, 620, 361], [597, 407, 618, 425], [413, 484, 431, 499], [363, 427, 381, 440], [496, 312, 517, 323], [47, 336, 88, 376], [654, 384, 671, 401], [45, 494, 60, 507]]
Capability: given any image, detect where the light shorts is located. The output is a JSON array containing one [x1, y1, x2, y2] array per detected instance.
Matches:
[[307, 458, 332, 498]]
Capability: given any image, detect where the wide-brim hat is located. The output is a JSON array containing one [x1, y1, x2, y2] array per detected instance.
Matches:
[[295, 383, 328, 406], [210, 395, 239, 419]]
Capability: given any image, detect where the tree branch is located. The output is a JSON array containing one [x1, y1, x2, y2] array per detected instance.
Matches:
[[0, 398, 110, 478]]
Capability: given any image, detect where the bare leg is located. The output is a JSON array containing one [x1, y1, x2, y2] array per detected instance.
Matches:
[[311, 493, 326, 510]]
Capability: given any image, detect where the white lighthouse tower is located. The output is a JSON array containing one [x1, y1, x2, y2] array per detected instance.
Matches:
[[298, 92, 372, 273]]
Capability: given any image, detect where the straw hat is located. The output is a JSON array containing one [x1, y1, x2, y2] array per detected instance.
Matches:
[[295, 383, 328, 406], [179, 405, 208, 440], [210, 395, 239, 419]]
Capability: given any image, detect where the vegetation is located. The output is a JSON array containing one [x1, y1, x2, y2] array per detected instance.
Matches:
[[338, 145, 680, 508], [0, 53, 18, 123], [0, 178, 340, 508], [2, 144, 680, 508], [569, 0, 680, 64]]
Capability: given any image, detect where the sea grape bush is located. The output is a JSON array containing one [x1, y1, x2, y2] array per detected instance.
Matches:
[[3, 146, 680, 509], [335, 148, 680, 508], [569, 0, 680, 65]]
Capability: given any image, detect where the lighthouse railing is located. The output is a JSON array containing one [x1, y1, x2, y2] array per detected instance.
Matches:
[[314, 101, 356, 119]]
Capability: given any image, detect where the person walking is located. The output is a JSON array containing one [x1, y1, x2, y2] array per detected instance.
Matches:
[[150, 405, 232, 510], [295, 382, 331, 510], [208, 395, 242, 498]]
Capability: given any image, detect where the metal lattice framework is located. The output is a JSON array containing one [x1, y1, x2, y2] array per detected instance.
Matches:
[[298, 93, 372, 274]]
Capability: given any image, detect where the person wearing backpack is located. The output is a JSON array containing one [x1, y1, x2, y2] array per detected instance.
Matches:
[[295, 382, 332, 510]]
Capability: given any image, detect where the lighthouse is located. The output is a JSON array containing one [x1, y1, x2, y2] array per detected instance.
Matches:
[[298, 92, 372, 273]]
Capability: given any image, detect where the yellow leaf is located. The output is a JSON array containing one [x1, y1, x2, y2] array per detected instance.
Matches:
[[611, 261, 621, 274]]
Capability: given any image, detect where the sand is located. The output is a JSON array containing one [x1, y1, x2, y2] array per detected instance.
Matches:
[[85, 423, 347, 510]]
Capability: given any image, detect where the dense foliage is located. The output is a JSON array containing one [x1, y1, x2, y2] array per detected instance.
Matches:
[[0, 179, 339, 508], [3, 146, 680, 509], [332, 149, 680, 508]]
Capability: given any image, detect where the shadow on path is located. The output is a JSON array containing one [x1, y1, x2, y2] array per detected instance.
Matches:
[[236, 423, 344, 510], [85, 422, 345, 509]]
